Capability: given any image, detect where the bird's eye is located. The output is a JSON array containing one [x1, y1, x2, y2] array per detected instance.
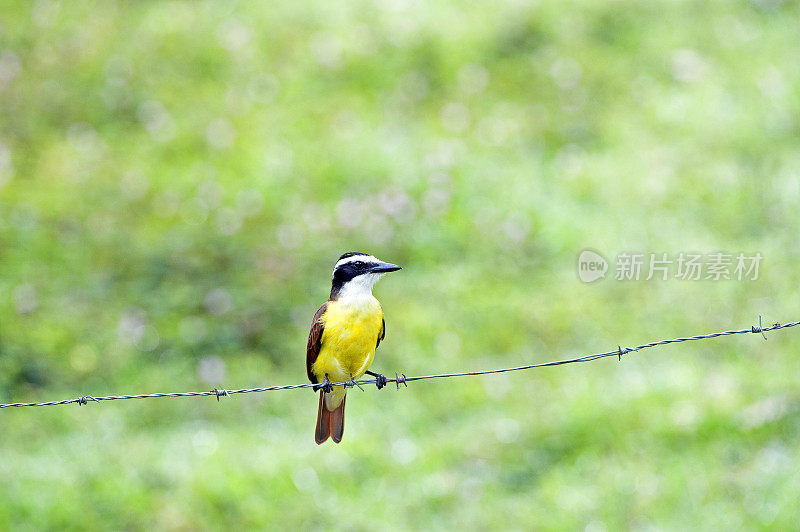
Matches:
[[354, 261, 364, 266]]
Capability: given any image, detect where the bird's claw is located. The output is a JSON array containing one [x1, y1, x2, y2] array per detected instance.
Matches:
[[366, 371, 388, 389], [315, 374, 333, 394]]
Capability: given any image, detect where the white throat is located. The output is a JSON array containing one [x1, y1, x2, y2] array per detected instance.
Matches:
[[337, 273, 382, 301]]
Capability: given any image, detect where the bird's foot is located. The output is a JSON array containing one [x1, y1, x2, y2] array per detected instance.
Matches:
[[366, 371, 387, 390], [314, 374, 333, 394]]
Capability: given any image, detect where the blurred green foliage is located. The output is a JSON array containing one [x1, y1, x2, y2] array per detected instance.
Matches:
[[1, 0, 800, 529]]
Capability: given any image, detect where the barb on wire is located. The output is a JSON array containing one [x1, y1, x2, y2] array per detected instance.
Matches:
[[1, 317, 797, 409], [213, 389, 230, 402]]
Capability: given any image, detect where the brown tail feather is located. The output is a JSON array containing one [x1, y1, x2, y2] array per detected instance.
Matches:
[[315, 392, 330, 444], [314, 392, 346, 445], [330, 395, 346, 443]]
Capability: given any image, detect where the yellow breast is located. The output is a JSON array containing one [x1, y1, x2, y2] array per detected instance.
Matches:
[[312, 296, 383, 386]]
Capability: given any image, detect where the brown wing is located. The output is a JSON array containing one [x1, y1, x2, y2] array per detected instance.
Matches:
[[376, 317, 385, 350], [306, 302, 328, 384]]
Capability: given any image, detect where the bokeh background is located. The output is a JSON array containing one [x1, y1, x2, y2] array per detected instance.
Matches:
[[2, 0, 800, 529]]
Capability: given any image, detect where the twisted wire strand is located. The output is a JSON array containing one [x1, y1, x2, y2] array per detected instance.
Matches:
[[1, 317, 797, 409]]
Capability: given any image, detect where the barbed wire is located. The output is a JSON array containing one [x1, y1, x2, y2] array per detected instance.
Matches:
[[1, 316, 797, 409]]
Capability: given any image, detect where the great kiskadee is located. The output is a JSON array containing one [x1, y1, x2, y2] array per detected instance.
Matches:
[[306, 252, 401, 444]]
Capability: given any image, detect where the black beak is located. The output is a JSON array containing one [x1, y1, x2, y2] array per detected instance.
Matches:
[[370, 261, 402, 273]]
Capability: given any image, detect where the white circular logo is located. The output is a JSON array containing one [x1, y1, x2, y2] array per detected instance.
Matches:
[[577, 250, 608, 283]]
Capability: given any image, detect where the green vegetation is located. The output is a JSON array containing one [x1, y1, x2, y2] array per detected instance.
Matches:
[[1, 0, 799, 529]]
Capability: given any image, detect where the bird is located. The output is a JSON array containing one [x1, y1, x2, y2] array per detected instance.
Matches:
[[306, 252, 402, 444]]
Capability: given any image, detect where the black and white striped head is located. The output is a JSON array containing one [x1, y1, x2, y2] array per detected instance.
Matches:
[[330, 252, 401, 300]]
